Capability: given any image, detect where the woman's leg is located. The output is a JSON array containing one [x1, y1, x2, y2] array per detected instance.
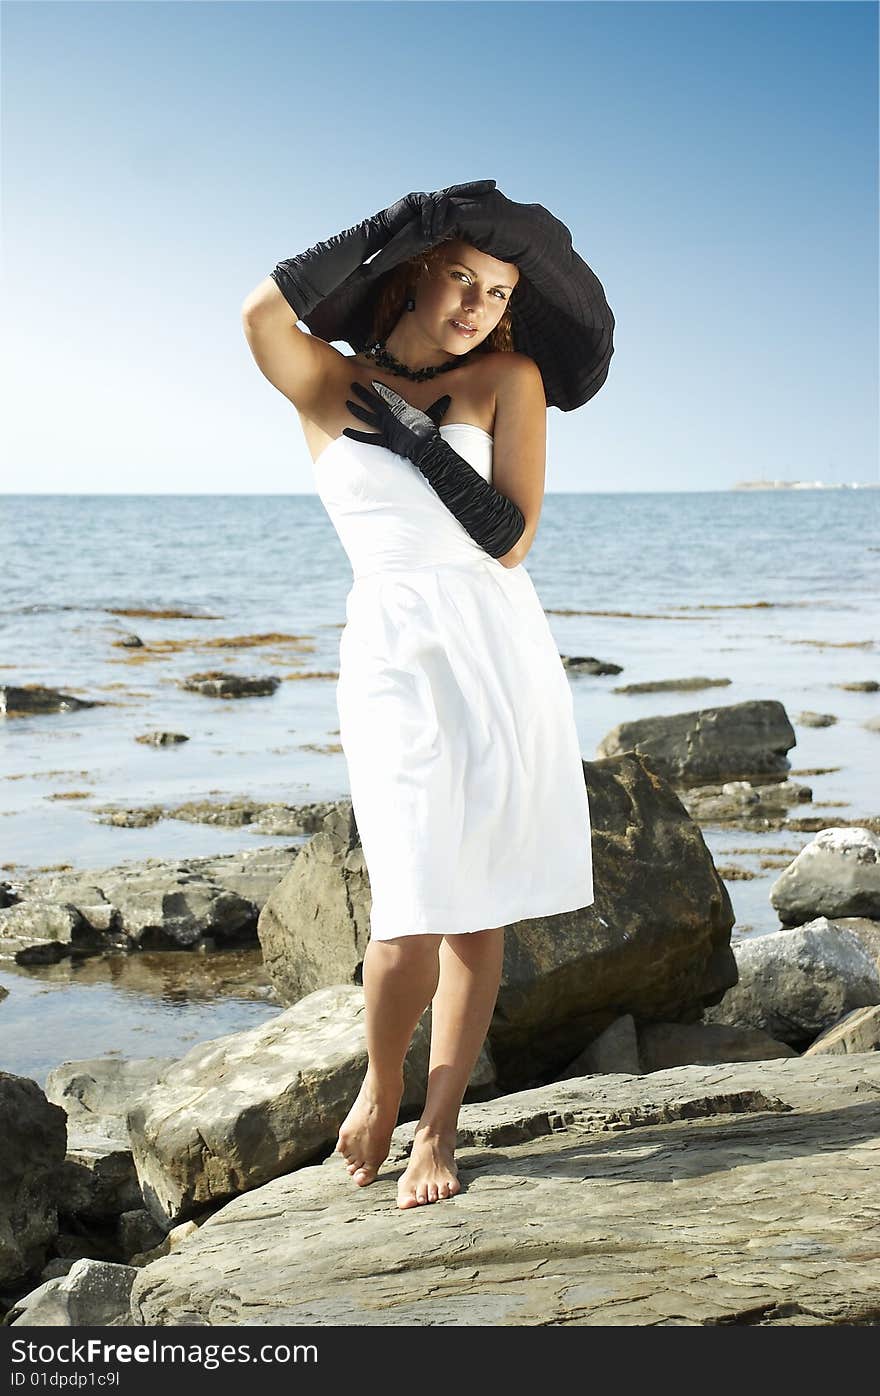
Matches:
[[398, 925, 505, 1209], [335, 932, 443, 1186]]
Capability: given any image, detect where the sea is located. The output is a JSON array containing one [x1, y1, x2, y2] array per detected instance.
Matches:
[[1, 487, 877, 1086]]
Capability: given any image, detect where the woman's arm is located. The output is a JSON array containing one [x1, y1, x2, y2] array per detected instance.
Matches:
[[486, 353, 547, 567]]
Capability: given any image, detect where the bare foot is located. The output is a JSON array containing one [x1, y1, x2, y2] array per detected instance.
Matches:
[[335, 1069, 404, 1187], [397, 1125, 461, 1208]]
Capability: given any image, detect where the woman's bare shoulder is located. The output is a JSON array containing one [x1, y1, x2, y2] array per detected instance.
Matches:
[[476, 349, 542, 388]]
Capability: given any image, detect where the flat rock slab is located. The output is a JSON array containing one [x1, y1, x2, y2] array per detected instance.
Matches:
[[130, 1055, 880, 1327]]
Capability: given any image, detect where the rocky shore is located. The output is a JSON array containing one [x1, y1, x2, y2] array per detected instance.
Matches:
[[2, 695, 879, 1327]]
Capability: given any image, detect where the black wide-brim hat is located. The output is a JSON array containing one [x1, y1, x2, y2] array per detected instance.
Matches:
[[304, 180, 615, 413]]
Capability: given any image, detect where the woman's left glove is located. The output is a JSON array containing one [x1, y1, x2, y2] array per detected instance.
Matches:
[[342, 380, 525, 561]]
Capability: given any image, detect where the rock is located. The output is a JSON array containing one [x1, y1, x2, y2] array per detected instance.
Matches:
[[129, 1055, 880, 1327], [678, 778, 813, 828], [865, 717, 880, 733], [803, 1005, 880, 1056], [560, 656, 623, 675], [46, 1056, 178, 1126], [837, 680, 878, 692], [125, 985, 492, 1228], [770, 827, 880, 923], [0, 900, 101, 964], [612, 677, 732, 695], [129, 1220, 198, 1269], [0, 1073, 67, 1288], [7, 1258, 137, 1327], [834, 916, 880, 973], [40, 1058, 182, 1235], [55, 1125, 144, 1222], [5, 846, 298, 957], [259, 756, 737, 1090], [178, 672, 281, 698], [796, 712, 837, 728], [165, 799, 265, 828], [134, 731, 189, 745], [556, 1015, 641, 1077], [701, 921, 880, 1048], [93, 806, 164, 827], [117, 634, 144, 648], [0, 684, 101, 716], [258, 805, 371, 1001], [596, 699, 796, 787], [637, 1022, 797, 1070], [117, 1209, 168, 1260]]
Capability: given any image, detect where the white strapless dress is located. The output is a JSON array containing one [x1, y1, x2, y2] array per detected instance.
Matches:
[[313, 421, 594, 940]]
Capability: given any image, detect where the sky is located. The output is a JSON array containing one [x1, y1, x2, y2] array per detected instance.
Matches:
[[1, 0, 877, 494]]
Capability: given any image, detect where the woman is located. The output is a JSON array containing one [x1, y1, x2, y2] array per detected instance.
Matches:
[[241, 183, 613, 1210]]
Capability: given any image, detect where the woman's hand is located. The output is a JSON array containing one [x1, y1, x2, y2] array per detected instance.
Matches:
[[342, 380, 451, 463]]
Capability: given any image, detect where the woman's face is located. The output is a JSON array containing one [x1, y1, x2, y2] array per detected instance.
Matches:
[[416, 240, 520, 351]]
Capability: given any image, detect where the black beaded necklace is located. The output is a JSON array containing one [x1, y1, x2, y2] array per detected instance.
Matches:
[[360, 337, 474, 382]]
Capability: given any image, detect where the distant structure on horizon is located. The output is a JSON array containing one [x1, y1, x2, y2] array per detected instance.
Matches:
[[733, 480, 879, 491]]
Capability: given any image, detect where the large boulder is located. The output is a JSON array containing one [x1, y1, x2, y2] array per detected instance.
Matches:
[[129, 1054, 880, 1327], [770, 828, 880, 925], [126, 985, 494, 1227], [596, 699, 796, 787], [0, 1073, 67, 1288], [260, 756, 737, 1089], [702, 920, 880, 1048]]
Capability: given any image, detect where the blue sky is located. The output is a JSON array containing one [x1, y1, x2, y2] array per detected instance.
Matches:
[[2, 0, 877, 494]]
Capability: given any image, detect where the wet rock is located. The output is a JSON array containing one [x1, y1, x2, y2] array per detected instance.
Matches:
[[92, 805, 165, 827], [117, 635, 144, 648], [837, 680, 878, 692], [597, 699, 796, 787], [796, 711, 837, 728], [129, 1055, 880, 1328], [165, 798, 264, 827], [561, 656, 623, 675], [0, 900, 105, 965], [701, 920, 880, 1048], [8, 847, 297, 959], [0, 684, 101, 716], [6, 1258, 137, 1327], [135, 731, 189, 745], [770, 827, 880, 924], [679, 778, 813, 828], [613, 677, 732, 695], [125, 984, 493, 1227], [178, 672, 281, 698], [0, 1073, 67, 1288], [259, 756, 737, 1090], [803, 1004, 880, 1056]]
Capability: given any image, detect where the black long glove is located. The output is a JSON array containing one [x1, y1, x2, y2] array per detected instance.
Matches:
[[343, 380, 526, 561], [269, 180, 496, 322]]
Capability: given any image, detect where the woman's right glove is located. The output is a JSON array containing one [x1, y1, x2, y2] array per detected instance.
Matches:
[[269, 180, 496, 321]]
